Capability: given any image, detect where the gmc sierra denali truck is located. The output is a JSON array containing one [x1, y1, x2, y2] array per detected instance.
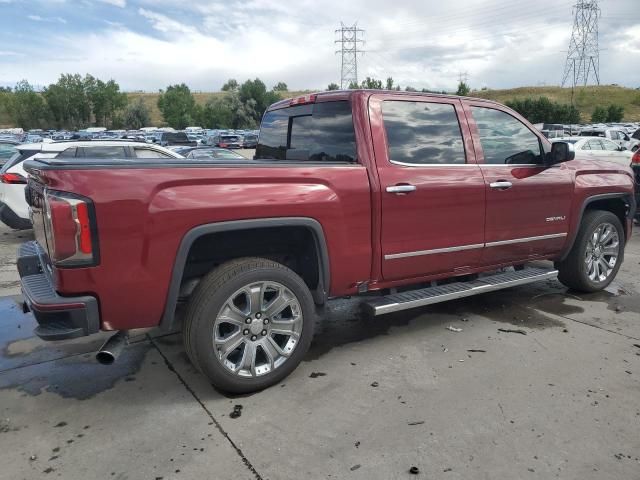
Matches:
[[17, 90, 636, 393]]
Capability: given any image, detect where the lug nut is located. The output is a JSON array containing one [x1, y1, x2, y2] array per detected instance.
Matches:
[[261, 330, 267, 336], [245, 318, 252, 324], [251, 335, 257, 341], [256, 312, 262, 319], [263, 318, 269, 325], [243, 329, 249, 335]]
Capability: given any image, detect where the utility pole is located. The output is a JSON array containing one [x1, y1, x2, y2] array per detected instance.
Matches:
[[562, 0, 601, 88], [335, 23, 365, 89]]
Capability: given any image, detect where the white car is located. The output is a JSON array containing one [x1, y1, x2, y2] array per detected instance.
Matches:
[[0, 141, 183, 230], [553, 137, 632, 167]]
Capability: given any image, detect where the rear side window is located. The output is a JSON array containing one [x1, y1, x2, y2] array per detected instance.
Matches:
[[382, 101, 465, 165], [256, 101, 356, 162], [586, 139, 604, 150], [57, 147, 77, 158], [134, 148, 174, 159], [471, 107, 543, 165], [82, 146, 128, 158]]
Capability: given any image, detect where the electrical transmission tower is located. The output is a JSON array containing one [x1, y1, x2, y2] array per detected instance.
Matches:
[[335, 23, 365, 89], [561, 0, 601, 88]]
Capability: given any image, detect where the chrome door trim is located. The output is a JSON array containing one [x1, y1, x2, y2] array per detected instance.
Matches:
[[384, 233, 568, 260], [384, 243, 485, 260], [485, 232, 567, 248]]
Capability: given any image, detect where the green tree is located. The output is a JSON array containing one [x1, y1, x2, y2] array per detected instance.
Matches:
[[347, 81, 359, 89], [361, 77, 383, 89], [273, 82, 288, 92], [5, 80, 48, 129], [456, 81, 470, 96], [199, 92, 258, 129], [506, 97, 580, 124], [86, 77, 127, 127], [591, 106, 608, 123], [385, 77, 394, 90], [157, 83, 196, 129], [606, 104, 624, 122], [238, 78, 279, 124], [405, 86, 417, 92], [327, 83, 340, 91], [123, 98, 151, 130], [43, 74, 92, 129], [221, 79, 238, 91]]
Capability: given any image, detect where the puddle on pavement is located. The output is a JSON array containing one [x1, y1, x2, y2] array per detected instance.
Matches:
[[0, 342, 151, 400]]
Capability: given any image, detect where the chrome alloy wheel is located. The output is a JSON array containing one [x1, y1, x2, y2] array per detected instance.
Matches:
[[213, 281, 303, 377], [584, 222, 620, 283]]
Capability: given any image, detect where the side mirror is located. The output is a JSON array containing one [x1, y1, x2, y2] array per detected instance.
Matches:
[[548, 142, 575, 165], [618, 146, 627, 151]]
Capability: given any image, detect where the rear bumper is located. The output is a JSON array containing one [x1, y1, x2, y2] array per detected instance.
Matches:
[[0, 202, 31, 230], [18, 241, 100, 341]]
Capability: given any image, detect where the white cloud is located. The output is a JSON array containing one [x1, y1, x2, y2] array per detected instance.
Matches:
[[98, 0, 126, 6], [27, 14, 67, 24]]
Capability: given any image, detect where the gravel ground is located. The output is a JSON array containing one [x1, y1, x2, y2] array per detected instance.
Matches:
[[0, 221, 638, 479]]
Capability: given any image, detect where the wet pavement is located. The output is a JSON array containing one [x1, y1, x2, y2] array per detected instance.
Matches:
[[0, 222, 639, 479]]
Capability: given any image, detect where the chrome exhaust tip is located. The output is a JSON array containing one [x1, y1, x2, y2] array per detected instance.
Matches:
[[96, 330, 128, 365]]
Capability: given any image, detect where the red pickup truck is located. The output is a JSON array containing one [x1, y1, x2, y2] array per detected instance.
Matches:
[[17, 90, 636, 393]]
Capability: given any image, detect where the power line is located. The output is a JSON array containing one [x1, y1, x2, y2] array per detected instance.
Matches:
[[335, 22, 365, 89], [562, 0, 601, 88]]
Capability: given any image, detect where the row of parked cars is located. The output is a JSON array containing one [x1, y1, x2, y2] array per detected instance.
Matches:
[[536, 122, 640, 152], [0, 139, 248, 230]]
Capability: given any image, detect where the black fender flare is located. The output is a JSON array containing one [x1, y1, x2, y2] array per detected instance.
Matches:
[[559, 192, 636, 262], [159, 217, 330, 331]]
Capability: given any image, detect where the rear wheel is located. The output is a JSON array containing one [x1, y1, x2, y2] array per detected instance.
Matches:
[[183, 257, 315, 393], [556, 210, 624, 292]]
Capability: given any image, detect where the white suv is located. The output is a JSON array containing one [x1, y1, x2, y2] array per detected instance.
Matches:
[[0, 141, 183, 230]]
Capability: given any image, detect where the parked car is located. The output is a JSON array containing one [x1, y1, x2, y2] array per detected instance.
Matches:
[[156, 131, 197, 147], [0, 141, 182, 230], [579, 127, 639, 151], [241, 134, 258, 149], [552, 137, 632, 167], [16, 91, 636, 394], [208, 134, 243, 149]]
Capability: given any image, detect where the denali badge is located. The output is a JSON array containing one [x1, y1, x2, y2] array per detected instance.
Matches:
[[546, 216, 566, 222]]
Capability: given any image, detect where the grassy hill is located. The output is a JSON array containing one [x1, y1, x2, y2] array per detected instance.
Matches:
[[2, 85, 639, 128], [470, 85, 640, 122]]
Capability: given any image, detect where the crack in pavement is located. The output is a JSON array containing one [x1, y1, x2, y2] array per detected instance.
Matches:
[[148, 335, 264, 480]]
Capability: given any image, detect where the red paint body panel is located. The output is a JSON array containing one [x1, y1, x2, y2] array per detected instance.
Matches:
[[42, 165, 372, 330], [26, 90, 635, 332]]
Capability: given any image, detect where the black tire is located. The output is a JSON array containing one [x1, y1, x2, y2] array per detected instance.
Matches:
[[556, 210, 625, 292], [183, 257, 315, 394]]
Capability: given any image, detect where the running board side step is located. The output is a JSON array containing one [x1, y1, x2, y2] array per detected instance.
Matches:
[[362, 267, 558, 316]]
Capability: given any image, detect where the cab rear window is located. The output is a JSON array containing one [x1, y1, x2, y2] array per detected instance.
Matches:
[[255, 101, 356, 162]]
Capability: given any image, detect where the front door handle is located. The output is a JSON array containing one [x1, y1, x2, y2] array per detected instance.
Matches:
[[489, 181, 513, 190], [386, 184, 417, 194]]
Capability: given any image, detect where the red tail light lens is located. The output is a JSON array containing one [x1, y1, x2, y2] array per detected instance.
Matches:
[[289, 94, 317, 106], [632, 150, 640, 165], [0, 173, 27, 184], [43, 190, 98, 267]]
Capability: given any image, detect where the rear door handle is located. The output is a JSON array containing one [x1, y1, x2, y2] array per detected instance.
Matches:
[[386, 184, 417, 194], [489, 181, 513, 190]]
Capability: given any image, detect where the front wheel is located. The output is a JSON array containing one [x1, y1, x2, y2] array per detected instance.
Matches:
[[556, 210, 624, 292], [183, 257, 315, 393]]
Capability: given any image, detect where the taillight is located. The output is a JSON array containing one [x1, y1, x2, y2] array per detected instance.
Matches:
[[289, 94, 317, 106], [632, 150, 640, 165], [43, 189, 98, 267], [0, 173, 27, 184]]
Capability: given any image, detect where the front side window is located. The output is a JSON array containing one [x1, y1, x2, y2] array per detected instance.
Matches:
[[471, 107, 543, 165], [602, 139, 619, 151], [255, 101, 356, 162], [382, 101, 466, 165]]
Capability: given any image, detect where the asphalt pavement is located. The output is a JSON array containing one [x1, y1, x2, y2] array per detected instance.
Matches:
[[0, 222, 638, 479]]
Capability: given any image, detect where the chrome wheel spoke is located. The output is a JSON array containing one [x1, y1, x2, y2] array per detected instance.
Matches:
[[217, 332, 244, 359], [603, 244, 619, 256], [599, 225, 613, 244], [240, 342, 257, 375], [264, 292, 292, 318], [218, 304, 247, 327], [260, 337, 280, 365], [598, 258, 610, 278], [247, 284, 265, 315], [266, 335, 290, 358]]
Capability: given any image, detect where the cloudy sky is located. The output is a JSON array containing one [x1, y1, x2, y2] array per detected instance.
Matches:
[[0, 0, 638, 92]]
